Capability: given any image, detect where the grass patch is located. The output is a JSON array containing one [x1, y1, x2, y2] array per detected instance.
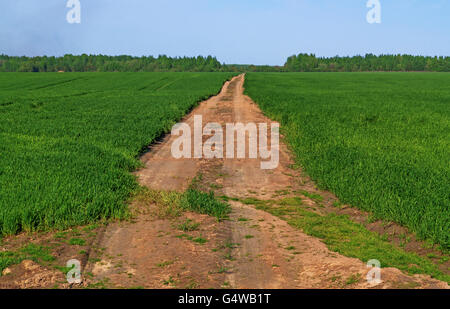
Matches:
[[216, 267, 229, 274], [69, 238, 86, 246], [176, 234, 208, 245], [279, 197, 303, 206], [0, 244, 55, 275], [253, 200, 450, 283], [224, 242, 240, 249], [294, 190, 323, 202], [193, 237, 208, 244], [54, 265, 75, 275], [210, 183, 223, 190], [139, 176, 231, 221], [134, 188, 183, 219], [162, 276, 176, 286], [181, 188, 231, 221], [345, 274, 362, 286], [185, 280, 198, 289], [157, 260, 174, 268], [219, 196, 239, 202], [177, 219, 200, 232]]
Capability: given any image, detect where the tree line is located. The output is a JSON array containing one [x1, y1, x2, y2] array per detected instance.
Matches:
[[0, 53, 448, 72], [0, 54, 222, 72], [283, 53, 449, 72]]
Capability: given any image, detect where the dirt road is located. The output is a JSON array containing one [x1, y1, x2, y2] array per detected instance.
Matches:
[[84, 74, 448, 289]]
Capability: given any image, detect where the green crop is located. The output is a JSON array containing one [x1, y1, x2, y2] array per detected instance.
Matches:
[[0, 72, 235, 236], [245, 72, 449, 249]]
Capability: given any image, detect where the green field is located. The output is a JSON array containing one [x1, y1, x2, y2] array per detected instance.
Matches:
[[0, 72, 234, 236], [245, 73, 450, 249]]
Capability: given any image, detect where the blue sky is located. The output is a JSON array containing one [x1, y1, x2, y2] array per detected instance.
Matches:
[[0, 0, 449, 65]]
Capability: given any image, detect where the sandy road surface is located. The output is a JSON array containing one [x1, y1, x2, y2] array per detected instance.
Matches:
[[84, 75, 448, 289]]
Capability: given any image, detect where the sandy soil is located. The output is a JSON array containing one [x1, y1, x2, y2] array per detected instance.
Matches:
[[82, 75, 448, 289]]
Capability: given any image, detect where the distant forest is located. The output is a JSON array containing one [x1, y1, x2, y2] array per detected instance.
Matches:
[[0, 53, 448, 72], [0, 55, 222, 73], [282, 53, 450, 72]]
